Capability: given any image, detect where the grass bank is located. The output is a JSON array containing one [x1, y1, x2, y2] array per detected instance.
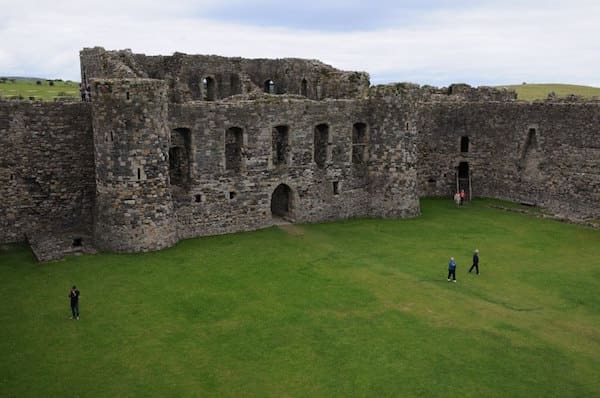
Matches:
[[1, 198, 599, 397]]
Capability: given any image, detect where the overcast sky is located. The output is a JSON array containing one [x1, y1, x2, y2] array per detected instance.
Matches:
[[1, 0, 599, 87]]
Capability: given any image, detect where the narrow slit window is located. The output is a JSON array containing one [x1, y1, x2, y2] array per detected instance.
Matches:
[[333, 181, 340, 195], [460, 136, 469, 153]]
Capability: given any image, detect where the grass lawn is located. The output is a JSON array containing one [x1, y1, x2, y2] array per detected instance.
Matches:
[[1, 198, 599, 397], [498, 83, 600, 101], [0, 78, 79, 101]]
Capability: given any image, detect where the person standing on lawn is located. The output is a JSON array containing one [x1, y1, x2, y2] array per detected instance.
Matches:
[[69, 285, 80, 320], [469, 249, 480, 275], [447, 257, 457, 282]]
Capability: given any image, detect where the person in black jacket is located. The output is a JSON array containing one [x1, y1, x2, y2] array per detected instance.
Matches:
[[69, 286, 80, 320], [468, 249, 480, 275]]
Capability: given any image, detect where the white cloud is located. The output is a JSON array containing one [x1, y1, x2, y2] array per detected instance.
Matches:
[[0, 0, 598, 86]]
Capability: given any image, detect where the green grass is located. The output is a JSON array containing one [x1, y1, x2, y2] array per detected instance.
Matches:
[[0, 78, 79, 101], [1, 198, 599, 397], [498, 83, 600, 101]]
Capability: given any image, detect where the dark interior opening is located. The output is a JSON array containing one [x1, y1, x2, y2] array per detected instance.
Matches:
[[314, 123, 329, 168], [204, 77, 216, 101], [272, 125, 290, 166], [230, 74, 241, 96], [352, 122, 368, 164], [458, 161, 469, 179], [72, 238, 82, 247], [271, 184, 291, 218], [264, 79, 275, 94], [169, 128, 191, 186], [225, 127, 243, 172], [460, 136, 469, 153], [301, 78, 308, 96]]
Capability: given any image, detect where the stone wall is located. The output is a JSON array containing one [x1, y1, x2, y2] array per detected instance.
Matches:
[[367, 86, 421, 218], [166, 97, 415, 240], [91, 79, 177, 252], [0, 101, 95, 244], [416, 99, 600, 219], [3, 48, 598, 262], [80, 48, 370, 102]]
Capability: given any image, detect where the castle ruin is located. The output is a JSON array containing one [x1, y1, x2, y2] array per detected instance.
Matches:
[[1, 47, 599, 261]]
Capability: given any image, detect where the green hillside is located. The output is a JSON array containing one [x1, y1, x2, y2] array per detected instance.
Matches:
[[0, 77, 79, 101], [499, 83, 600, 101]]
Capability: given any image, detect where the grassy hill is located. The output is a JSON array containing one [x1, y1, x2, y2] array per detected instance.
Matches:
[[0, 77, 79, 101], [498, 83, 600, 101], [1, 198, 599, 397]]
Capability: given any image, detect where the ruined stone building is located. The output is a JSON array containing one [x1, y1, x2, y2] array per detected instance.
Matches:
[[1, 47, 599, 261]]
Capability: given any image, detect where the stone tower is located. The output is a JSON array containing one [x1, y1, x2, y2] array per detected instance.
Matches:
[[91, 79, 177, 252]]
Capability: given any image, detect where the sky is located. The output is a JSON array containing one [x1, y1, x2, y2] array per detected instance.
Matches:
[[1, 0, 599, 87]]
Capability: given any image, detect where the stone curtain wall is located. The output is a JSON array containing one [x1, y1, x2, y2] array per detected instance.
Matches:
[[0, 101, 95, 243], [367, 86, 421, 218], [91, 79, 177, 252], [80, 48, 370, 102], [166, 98, 397, 240], [4, 48, 597, 260], [416, 100, 600, 219]]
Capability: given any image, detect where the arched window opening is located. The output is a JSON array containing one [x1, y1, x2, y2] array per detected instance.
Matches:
[[264, 79, 275, 94], [225, 127, 243, 172], [301, 78, 308, 97], [230, 73, 241, 96], [314, 124, 329, 168], [460, 136, 469, 153], [203, 77, 216, 101], [352, 122, 368, 164], [272, 125, 290, 167]]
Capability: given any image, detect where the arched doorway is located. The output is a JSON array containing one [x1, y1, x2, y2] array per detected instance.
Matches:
[[456, 161, 470, 201], [271, 184, 292, 219]]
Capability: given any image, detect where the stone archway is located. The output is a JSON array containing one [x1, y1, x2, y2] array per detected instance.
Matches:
[[457, 161, 470, 201], [271, 184, 292, 219]]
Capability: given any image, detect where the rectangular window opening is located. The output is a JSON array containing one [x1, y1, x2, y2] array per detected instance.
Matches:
[[333, 181, 340, 195]]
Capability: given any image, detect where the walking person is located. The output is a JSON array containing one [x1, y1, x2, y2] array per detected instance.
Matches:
[[459, 189, 466, 205], [469, 249, 480, 275], [69, 285, 80, 320], [447, 257, 457, 282], [453, 192, 461, 207]]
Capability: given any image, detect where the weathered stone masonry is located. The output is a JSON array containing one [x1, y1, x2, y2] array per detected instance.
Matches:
[[0, 102, 95, 250], [0, 47, 598, 261]]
